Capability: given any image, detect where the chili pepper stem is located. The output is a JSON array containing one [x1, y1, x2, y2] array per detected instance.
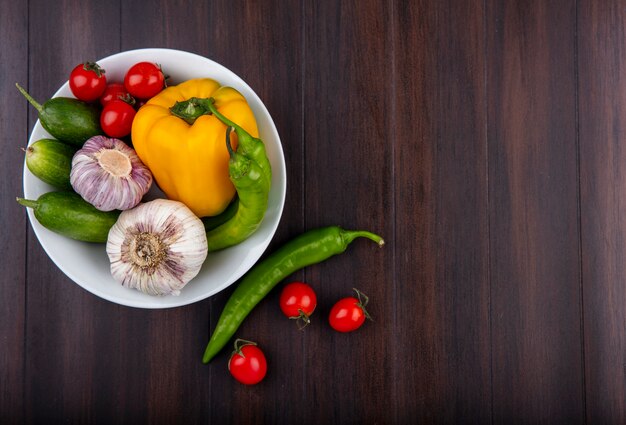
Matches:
[[204, 98, 255, 145], [15, 83, 43, 113], [225, 126, 235, 158], [341, 230, 385, 247], [205, 98, 239, 129], [16, 197, 38, 209]]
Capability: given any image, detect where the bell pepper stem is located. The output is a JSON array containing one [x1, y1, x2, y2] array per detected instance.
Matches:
[[169, 97, 208, 124], [15, 83, 43, 113], [169, 97, 257, 148]]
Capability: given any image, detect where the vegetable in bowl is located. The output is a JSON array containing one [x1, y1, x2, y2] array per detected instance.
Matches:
[[19, 48, 286, 309]]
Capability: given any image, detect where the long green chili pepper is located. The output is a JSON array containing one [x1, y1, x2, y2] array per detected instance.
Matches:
[[202, 197, 239, 231], [206, 127, 270, 251], [202, 225, 384, 363], [203, 97, 272, 191]]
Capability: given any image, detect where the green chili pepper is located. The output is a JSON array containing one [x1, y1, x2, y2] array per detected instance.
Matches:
[[171, 96, 271, 191], [206, 127, 270, 251], [203, 97, 272, 191], [202, 197, 239, 231], [202, 225, 384, 363]]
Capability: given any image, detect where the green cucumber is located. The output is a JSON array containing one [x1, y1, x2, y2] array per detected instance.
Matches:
[[16, 83, 102, 147], [25, 139, 75, 190], [17, 192, 120, 243]]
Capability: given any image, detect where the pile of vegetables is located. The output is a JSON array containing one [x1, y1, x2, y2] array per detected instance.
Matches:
[[17, 60, 270, 296], [17, 58, 385, 385]]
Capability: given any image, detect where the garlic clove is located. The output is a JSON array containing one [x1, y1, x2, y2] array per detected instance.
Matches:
[[70, 136, 153, 211], [106, 199, 208, 296]]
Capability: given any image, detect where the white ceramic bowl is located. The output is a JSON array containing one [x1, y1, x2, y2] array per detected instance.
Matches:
[[22, 48, 286, 309]]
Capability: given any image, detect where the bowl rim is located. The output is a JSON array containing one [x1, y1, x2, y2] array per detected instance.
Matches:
[[22, 47, 286, 309]]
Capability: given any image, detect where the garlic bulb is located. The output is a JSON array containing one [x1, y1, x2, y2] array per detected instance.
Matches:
[[106, 199, 208, 296], [70, 136, 152, 211]]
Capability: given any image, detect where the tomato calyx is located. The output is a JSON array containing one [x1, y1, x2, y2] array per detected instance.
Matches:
[[157, 63, 170, 88], [279, 282, 317, 330], [328, 288, 373, 333], [227, 339, 267, 385], [353, 288, 373, 321], [228, 338, 257, 366], [290, 308, 312, 330], [82, 61, 105, 77], [118, 93, 136, 106]]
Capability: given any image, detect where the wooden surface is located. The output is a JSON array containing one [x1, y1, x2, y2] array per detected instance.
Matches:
[[1, 0, 625, 423]]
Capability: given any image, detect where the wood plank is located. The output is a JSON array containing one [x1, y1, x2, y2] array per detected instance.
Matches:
[[0, 1, 28, 423], [486, 0, 584, 422], [12, 1, 620, 422], [120, 1, 306, 423], [578, 1, 626, 423], [299, 0, 395, 423], [24, 1, 121, 422], [392, 0, 492, 422], [88, 1, 219, 423], [203, 4, 308, 424], [202, 2, 307, 423]]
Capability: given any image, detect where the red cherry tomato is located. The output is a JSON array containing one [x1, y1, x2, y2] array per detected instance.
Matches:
[[100, 83, 132, 107], [279, 282, 317, 328], [69, 62, 107, 102], [328, 288, 372, 333], [228, 339, 267, 385], [100, 100, 136, 138], [124, 62, 166, 99]]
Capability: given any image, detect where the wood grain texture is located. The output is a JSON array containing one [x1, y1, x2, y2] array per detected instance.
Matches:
[[24, 0, 121, 423], [115, 3, 216, 424], [202, 2, 307, 424], [578, 1, 626, 423], [392, 0, 491, 422], [2, 0, 626, 423], [120, 1, 306, 423], [302, 1, 393, 424], [487, 0, 584, 423], [0, 0, 28, 423]]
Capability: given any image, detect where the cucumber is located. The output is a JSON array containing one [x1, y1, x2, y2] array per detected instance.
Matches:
[[25, 139, 75, 190], [16, 83, 101, 147], [17, 191, 120, 243]]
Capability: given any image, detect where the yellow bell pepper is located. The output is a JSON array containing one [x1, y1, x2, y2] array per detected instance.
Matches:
[[131, 78, 259, 217]]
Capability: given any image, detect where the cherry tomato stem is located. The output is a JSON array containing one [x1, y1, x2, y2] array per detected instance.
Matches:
[[279, 282, 317, 329], [100, 83, 133, 107], [328, 288, 372, 332], [352, 287, 372, 320], [228, 339, 267, 385], [69, 62, 107, 102], [290, 309, 311, 330]]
